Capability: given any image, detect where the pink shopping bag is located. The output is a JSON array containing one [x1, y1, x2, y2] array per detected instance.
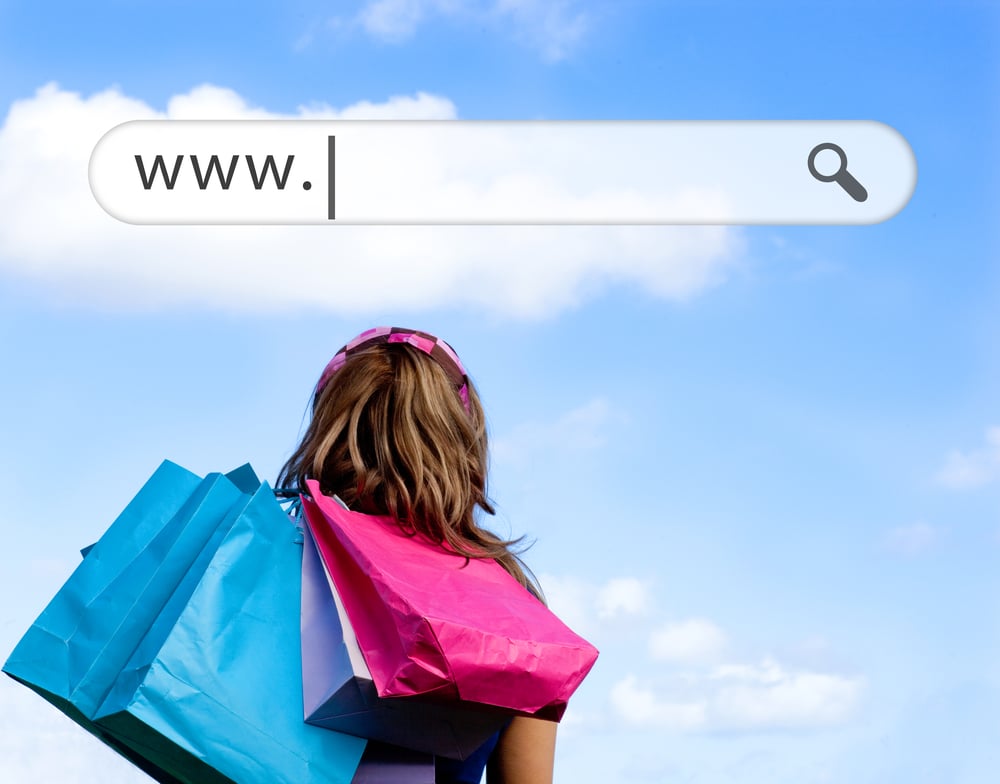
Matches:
[[301, 524, 507, 759], [302, 483, 598, 721]]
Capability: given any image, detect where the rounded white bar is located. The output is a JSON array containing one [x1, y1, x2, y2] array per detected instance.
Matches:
[[89, 120, 916, 225]]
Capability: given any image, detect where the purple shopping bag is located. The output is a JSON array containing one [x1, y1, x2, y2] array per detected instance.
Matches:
[[352, 743, 434, 784]]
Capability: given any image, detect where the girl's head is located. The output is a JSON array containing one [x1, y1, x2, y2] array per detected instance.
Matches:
[[279, 327, 536, 591]]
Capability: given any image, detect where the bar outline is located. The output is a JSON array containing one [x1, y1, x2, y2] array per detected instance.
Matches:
[[327, 135, 336, 221]]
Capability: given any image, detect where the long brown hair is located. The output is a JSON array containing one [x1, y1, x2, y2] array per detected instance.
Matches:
[[278, 337, 539, 594]]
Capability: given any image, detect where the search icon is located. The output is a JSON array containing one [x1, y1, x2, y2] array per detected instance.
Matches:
[[808, 142, 868, 202]]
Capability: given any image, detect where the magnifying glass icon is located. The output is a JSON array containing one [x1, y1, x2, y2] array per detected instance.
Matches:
[[808, 143, 868, 202]]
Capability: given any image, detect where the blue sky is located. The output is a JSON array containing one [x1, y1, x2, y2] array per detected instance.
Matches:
[[1, 1, 998, 782]]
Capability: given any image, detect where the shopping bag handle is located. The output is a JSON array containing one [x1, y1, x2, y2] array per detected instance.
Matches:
[[273, 488, 305, 543], [273, 488, 350, 545]]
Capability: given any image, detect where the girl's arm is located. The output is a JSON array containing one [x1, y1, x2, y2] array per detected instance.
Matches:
[[486, 716, 557, 784]]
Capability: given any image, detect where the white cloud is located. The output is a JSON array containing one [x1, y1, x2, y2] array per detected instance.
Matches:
[[708, 657, 863, 730], [611, 657, 864, 733], [608, 619, 864, 733], [300, 92, 458, 120], [0, 83, 740, 318], [649, 618, 727, 664], [610, 675, 707, 731], [550, 701, 602, 740], [883, 521, 940, 556], [541, 572, 652, 635], [934, 426, 1000, 489], [538, 573, 593, 634], [162, 84, 459, 122], [352, 0, 591, 61], [492, 398, 624, 462], [492, 0, 590, 62], [596, 577, 650, 619], [359, 0, 431, 41]]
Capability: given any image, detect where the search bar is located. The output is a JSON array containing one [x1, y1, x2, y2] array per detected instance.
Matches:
[[89, 120, 916, 225]]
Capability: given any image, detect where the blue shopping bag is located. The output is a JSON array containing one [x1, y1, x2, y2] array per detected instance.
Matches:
[[4, 461, 245, 719], [4, 461, 367, 784], [94, 480, 365, 783]]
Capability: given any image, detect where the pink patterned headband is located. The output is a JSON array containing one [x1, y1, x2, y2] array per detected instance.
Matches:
[[315, 327, 471, 412]]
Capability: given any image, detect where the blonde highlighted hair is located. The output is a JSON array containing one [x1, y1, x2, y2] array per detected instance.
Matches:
[[278, 336, 539, 595]]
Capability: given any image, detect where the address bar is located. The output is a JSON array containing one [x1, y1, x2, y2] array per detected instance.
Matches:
[[89, 120, 916, 225]]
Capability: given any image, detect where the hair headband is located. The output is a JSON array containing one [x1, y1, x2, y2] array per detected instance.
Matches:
[[315, 326, 471, 412]]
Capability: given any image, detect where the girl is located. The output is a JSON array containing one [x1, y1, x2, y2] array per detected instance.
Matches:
[[278, 327, 557, 784]]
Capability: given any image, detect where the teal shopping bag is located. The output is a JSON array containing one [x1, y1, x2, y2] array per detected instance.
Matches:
[[4, 461, 246, 719], [4, 461, 366, 784], [93, 481, 365, 783]]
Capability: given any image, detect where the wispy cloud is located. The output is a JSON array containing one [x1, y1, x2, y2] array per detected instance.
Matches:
[[0, 84, 740, 317], [350, 0, 592, 61], [611, 656, 864, 733], [358, 0, 431, 42], [611, 675, 708, 731], [607, 615, 864, 733], [883, 521, 940, 556], [649, 618, 728, 665], [163, 84, 460, 121], [539, 573, 594, 633], [543, 575, 863, 735], [542, 572, 653, 636], [596, 577, 651, 620], [492, 0, 591, 62], [492, 398, 624, 463], [934, 426, 1000, 489], [708, 657, 863, 730], [542, 578, 862, 735]]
